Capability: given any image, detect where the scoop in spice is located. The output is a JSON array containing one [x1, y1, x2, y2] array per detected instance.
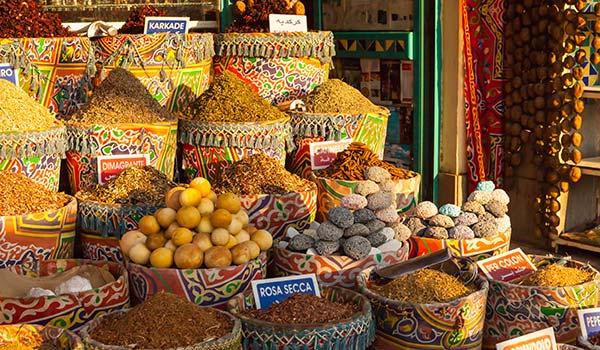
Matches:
[[0, 80, 60, 133], [0, 172, 71, 216], [302, 79, 388, 115], [520, 263, 595, 287], [89, 292, 233, 348]]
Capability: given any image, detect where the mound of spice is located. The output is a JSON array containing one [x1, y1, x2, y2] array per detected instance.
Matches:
[[119, 6, 167, 34], [182, 72, 288, 123], [244, 294, 358, 324], [213, 153, 316, 195], [317, 142, 416, 180], [372, 269, 476, 304], [0, 80, 59, 133], [0, 172, 70, 216], [303, 79, 388, 115], [520, 263, 594, 287], [70, 69, 174, 125], [89, 292, 233, 348], [0, 0, 71, 38], [76, 166, 175, 206]]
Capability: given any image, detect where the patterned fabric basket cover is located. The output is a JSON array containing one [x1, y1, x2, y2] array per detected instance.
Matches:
[[79, 308, 242, 350], [0, 324, 83, 350], [357, 266, 489, 349], [0, 125, 66, 191], [127, 252, 268, 308], [179, 117, 292, 182], [213, 32, 334, 106], [0, 37, 94, 119], [483, 256, 600, 348], [76, 199, 163, 262], [578, 336, 600, 349], [0, 198, 76, 269], [288, 111, 389, 178], [93, 33, 214, 112], [0, 259, 129, 330], [66, 121, 178, 193], [227, 286, 375, 350], [239, 185, 317, 241], [312, 175, 421, 222], [408, 229, 512, 262], [272, 243, 409, 288]]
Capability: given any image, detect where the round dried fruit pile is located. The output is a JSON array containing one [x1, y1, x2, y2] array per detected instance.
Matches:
[[120, 176, 273, 269]]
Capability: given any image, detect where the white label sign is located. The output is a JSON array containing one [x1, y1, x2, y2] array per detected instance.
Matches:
[[97, 154, 150, 184], [309, 139, 352, 170], [496, 328, 557, 350], [269, 14, 308, 33]]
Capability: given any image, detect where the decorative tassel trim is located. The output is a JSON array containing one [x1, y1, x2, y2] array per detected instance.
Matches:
[[0, 126, 67, 159], [289, 112, 366, 141]]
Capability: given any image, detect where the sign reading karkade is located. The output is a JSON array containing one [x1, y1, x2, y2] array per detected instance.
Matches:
[[496, 328, 557, 350], [97, 154, 150, 184], [476, 248, 537, 282], [144, 17, 189, 34]]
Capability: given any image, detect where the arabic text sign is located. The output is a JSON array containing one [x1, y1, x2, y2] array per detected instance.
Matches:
[[578, 307, 600, 339], [496, 328, 557, 350], [269, 14, 308, 32], [251, 274, 320, 309], [476, 248, 536, 282], [309, 139, 352, 170], [97, 154, 150, 184], [0, 64, 18, 85], [144, 17, 189, 34]]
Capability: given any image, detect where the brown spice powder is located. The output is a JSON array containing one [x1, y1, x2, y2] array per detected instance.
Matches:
[[181, 72, 288, 123], [317, 142, 417, 180], [212, 153, 316, 195], [0, 80, 59, 133], [372, 269, 476, 304], [76, 166, 175, 206], [90, 292, 233, 349], [0, 172, 71, 216], [243, 294, 359, 325], [520, 263, 594, 287], [70, 69, 174, 125], [303, 79, 388, 115]]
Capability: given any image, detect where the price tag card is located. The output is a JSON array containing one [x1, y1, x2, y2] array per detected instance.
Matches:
[[476, 248, 537, 282], [578, 307, 600, 339], [309, 139, 352, 170], [269, 14, 308, 33], [0, 64, 18, 86], [97, 154, 150, 184], [496, 328, 557, 350], [251, 274, 320, 309], [144, 17, 189, 34]]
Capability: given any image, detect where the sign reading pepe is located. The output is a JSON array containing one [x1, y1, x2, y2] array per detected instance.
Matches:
[[144, 17, 189, 34], [251, 274, 320, 309]]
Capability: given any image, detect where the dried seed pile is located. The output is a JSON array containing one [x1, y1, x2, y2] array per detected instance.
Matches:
[[520, 263, 594, 287], [317, 142, 416, 180], [0, 0, 71, 38], [303, 79, 388, 115], [182, 72, 287, 123], [0, 172, 70, 216], [213, 153, 316, 195], [244, 294, 358, 325], [0, 80, 58, 132], [119, 6, 166, 34], [90, 292, 233, 348], [76, 166, 175, 206], [70, 69, 174, 125], [372, 269, 476, 304]]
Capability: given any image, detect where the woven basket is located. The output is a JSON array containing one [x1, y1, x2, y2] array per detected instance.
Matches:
[[357, 265, 489, 349], [0, 259, 129, 330], [80, 308, 242, 350], [0, 197, 77, 268], [228, 286, 375, 350], [483, 256, 600, 348], [179, 117, 292, 182], [288, 111, 389, 178], [213, 32, 334, 106], [0, 324, 83, 350]]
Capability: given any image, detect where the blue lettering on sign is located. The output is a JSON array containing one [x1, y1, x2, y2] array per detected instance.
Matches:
[[0, 64, 17, 85], [145, 19, 188, 34], [582, 310, 600, 337], [251, 274, 320, 309]]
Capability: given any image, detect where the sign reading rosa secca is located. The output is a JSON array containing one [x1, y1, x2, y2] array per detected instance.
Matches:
[[251, 274, 320, 309], [144, 17, 189, 34], [0, 64, 18, 86]]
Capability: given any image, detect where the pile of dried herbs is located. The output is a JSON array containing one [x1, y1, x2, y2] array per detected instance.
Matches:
[[372, 269, 476, 304], [243, 294, 358, 325], [212, 153, 316, 195], [89, 292, 233, 348], [70, 69, 174, 125], [76, 166, 175, 206], [0, 172, 71, 216], [0, 80, 59, 132], [520, 263, 594, 287], [181, 72, 288, 123], [303, 79, 388, 115]]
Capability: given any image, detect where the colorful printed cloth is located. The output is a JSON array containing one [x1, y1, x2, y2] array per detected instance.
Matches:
[[462, 0, 505, 190]]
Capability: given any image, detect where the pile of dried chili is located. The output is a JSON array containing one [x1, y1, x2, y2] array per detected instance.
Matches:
[[118, 5, 166, 34], [0, 0, 71, 38]]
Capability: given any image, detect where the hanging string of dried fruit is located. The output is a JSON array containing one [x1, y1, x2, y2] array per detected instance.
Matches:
[[226, 0, 306, 33], [503, 0, 586, 239]]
